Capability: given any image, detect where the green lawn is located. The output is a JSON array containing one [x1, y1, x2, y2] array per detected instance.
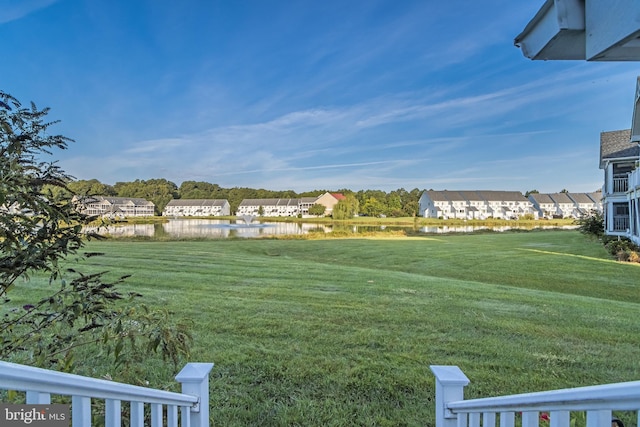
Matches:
[[13, 230, 640, 426]]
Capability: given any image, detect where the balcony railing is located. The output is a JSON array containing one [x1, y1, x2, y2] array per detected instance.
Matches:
[[613, 215, 630, 232], [613, 176, 629, 193], [432, 365, 640, 427], [0, 360, 213, 427]]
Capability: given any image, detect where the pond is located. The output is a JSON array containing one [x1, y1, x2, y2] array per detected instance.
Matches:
[[84, 219, 577, 239]]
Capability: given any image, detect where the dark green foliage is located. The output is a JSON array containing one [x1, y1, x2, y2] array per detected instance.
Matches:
[[603, 237, 640, 262], [114, 178, 179, 215], [332, 195, 359, 219], [0, 91, 191, 379], [576, 210, 604, 238], [308, 203, 326, 216], [0, 91, 81, 296]]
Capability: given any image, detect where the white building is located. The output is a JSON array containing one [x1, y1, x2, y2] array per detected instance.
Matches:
[[74, 196, 155, 218], [528, 192, 602, 219], [236, 199, 300, 217], [236, 193, 345, 217], [599, 129, 637, 237], [419, 190, 536, 220], [163, 199, 231, 217]]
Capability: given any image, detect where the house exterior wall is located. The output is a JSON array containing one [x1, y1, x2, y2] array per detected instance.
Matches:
[[420, 190, 536, 220], [163, 200, 231, 217], [314, 193, 340, 215], [74, 196, 155, 218], [600, 130, 638, 238]]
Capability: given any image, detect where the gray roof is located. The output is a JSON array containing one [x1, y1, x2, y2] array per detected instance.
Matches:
[[549, 193, 573, 204], [239, 198, 299, 206], [600, 129, 638, 168], [166, 199, 228, 207], [83, 196, 154, 206], [442, 190, 466, 201], [567, 193, 594, 204], [424, 190, 528, 203], [528, 193, 554, 204], [588, 192, 602, 203], [423, 190, 448, 202], [476, 191, 527, 202]]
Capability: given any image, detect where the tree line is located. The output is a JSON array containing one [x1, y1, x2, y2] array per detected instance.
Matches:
[[66, 178, 425, 218]]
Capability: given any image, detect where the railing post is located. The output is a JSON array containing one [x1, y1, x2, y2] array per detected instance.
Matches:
[[175, 362, 214, 427], [430, 365, 470, 427]]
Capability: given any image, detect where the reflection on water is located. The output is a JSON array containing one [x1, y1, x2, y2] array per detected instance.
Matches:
[[85, 219, 576, 238], [86, 219, 332, 238]]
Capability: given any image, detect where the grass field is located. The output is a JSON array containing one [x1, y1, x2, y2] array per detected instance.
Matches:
[[12, 230, 640, 426]]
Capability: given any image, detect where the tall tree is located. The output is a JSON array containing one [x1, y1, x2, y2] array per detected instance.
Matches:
[[332, 195, 359, 219]]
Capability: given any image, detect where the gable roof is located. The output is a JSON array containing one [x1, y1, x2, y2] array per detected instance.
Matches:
[[600, 129, 638, 168], [238, 198, 299, 207], [549, 193, 573, 204], [81, 196, 154, 206], [588, 192, 602, 203], [567, 193, 595, 204], [529, 193, 554, 204], [476, 191, 528, 202], [423, 190, 529, 203]]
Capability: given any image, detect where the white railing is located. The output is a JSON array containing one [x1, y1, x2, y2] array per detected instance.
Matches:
[[432, 365, 640, 427], [613, 176, 629, 193], [0, 360, 213, 427]]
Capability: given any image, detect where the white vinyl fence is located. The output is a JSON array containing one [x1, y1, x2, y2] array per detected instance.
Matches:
[[432, 365, 640, 427], [0, 360, 213, 427]]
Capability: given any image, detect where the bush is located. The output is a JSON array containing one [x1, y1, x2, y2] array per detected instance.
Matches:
[[603, 237, 640, 262], [576, 210, 604, 238]]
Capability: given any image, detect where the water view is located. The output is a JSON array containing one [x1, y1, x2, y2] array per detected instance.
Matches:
[[85, 219, 577, 238]]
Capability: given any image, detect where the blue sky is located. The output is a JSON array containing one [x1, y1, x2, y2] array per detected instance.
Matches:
[[2, 0, 639, 193]]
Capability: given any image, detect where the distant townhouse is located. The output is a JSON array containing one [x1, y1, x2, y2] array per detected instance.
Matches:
[[163, 199, 231, 217], [567, 192, 602, 216], [529, 192, 603, 219], [237, 192, 345, 217], [417, 190, 456, 219], [528, 193, 556, 219], [480, 191, 533, 219], [74, 196, 155, 218], [457, 191, 490, 219], [418, 190, 535, 220], [237, 199, 300, 217], [548, 193, 577, 218]]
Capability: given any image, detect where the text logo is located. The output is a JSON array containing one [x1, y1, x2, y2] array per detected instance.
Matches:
[[0, 404, 69, 426]]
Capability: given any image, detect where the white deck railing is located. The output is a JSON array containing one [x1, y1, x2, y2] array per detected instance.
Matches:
[[432, 365, 640, 427], [0, 360, 214, 427]]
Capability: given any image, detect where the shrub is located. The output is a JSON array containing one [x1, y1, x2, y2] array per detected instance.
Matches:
[[576, 210, 604, 238], [603, 237, 640, 262]]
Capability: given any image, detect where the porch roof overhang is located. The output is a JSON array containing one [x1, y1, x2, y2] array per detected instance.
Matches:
[[515, 0, 640, 61]]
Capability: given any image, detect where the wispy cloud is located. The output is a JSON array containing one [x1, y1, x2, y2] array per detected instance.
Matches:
[[0, 0, 57, 24]]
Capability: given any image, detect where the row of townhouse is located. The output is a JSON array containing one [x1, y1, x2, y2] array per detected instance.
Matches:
[[419, 190, 535, 220], [74, 196, 155, 218], [158, 192, 346, 218], [528, 192, 602, 219], [163, 199, 231, 217], [235, 192, 345, 217], [418, 190, 601, 220]]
